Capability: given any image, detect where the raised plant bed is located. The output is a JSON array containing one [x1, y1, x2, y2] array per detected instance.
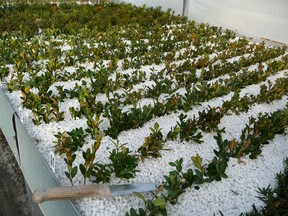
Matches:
[[0, 2, 287, 216]]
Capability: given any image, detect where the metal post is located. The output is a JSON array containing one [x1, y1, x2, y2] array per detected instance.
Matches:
[[182, 0, 189, 17]]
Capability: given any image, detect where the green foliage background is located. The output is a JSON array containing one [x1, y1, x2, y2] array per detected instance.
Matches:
[[0, 2, 185, 37]]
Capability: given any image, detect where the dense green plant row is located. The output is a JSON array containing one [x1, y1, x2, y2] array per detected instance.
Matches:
[[125, 107, 288, 215], [0, 23, 242, 87], [1, 3, 287, 164], [50, 74, 288, 186], [0, 15, 259, 83], [3, 26, 286, 135], [29, 38, 285, 186], [36, 21, 237, 66], [2, 32, 282, 129], [103, 75, 288, 160], [167, 76, 288, 143], [0, 3, 186, 36], [50, 99, 288, 210], [50, 51, 286, 139], [93, 45, 285, 110], [103, 54, 288, 138], [50, 60, 287, 213], [2, 19, 285, 106], [0, 0, 111, 6]]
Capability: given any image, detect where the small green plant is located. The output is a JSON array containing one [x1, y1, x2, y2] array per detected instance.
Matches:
[[63, 149, 78, 186], [257, 78, 288, 104], [197, 106, 225, 132], [86, 113, 103, 139], [104, 106, 125, 139], [238, 109, 288, 159], [191, 152, 229, 184], [89, 62, 112, 94], [145, 78, 174, 99], [31, 102, 45, 125], [126, 185, 167, 216], [53, 128, 87, 185], [166, 126, 180, 141], [91, 163, 112, 184], [79, 133, 102, 185], [138, 122, 164, 158], [109, 140, 139, 179], [176, 113, 203, 143], [205, 157, 228, 182], [213, 133, 233, 159], [164, 93, 182, 114], [164, 158, 192, 204], [122, 58, 131, 70], [20, 86, 38, 109], [50, 96, 65, 122], [0, 65, 9, 80], [222, 90, 252, 115], [53, 131, 78, 185]]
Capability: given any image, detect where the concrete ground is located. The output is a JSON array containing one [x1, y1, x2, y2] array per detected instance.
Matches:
[[0, 129, 30, 216]]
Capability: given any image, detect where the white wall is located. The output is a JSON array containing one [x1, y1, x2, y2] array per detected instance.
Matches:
[[188, 0, 288, 44], [123, 0, 288, 44]]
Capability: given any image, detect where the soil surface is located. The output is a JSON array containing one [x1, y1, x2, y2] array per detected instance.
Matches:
[[0, 129, 30, 216]]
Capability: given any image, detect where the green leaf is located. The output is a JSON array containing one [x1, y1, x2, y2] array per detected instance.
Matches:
[[191, 154, 204, 173], [174, 126, 180, 133], [65, 171, 70, 179], [129, 208, 137, 216], [169, 162, 176, 167], [133, 192, 146, 203], [94, 135, 102, 150], [152, 198, 166, 209], [87, 167, 93, 176], [71, 166, 78, 178], [86, 148, 91, 155], [194, 169, 203, 178], [154, 122, 159, 130], [176, 161, 182, 172], [138, 208, 146, 215], [121, 145, 127, 155], [170, 175, 176, 185], [71, 154, 77, 162], [79, 164, 86, 175], [218, 161, 227, 173], [220, 172, 228, 179]]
